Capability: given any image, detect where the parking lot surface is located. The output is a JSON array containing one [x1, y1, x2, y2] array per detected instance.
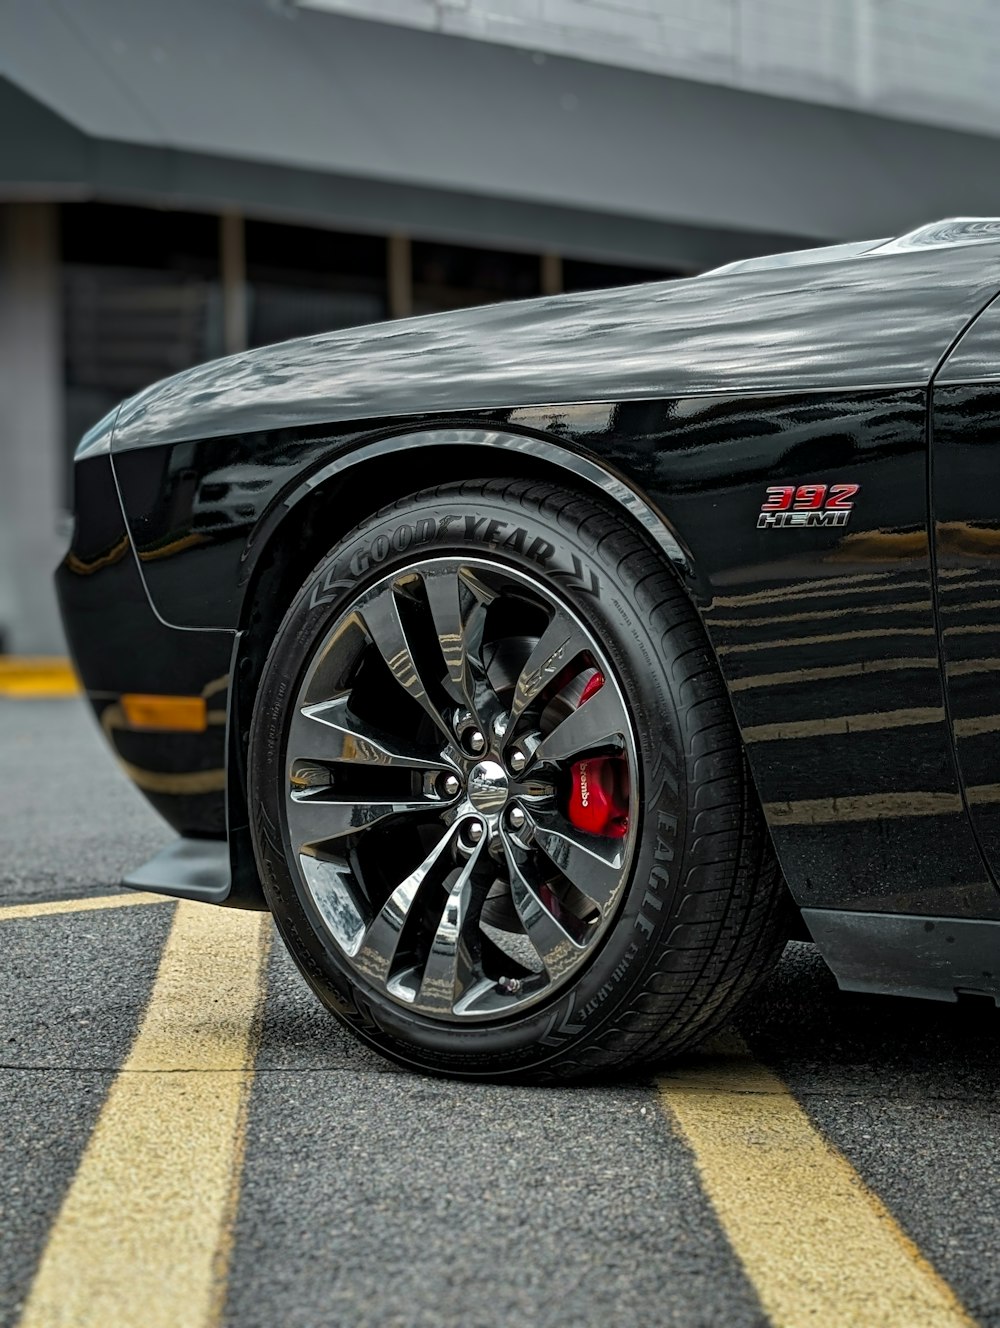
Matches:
[[2, 698, 999, 1327]]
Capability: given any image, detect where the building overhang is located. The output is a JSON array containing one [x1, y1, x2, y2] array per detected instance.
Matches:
[[4, 1, 1000, 267]]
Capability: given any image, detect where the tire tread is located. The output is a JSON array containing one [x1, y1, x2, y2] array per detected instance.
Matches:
[[251, 475, 789, 1081]]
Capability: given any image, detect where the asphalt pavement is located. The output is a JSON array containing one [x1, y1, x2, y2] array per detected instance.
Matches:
[[2, 699, 999, 1327]]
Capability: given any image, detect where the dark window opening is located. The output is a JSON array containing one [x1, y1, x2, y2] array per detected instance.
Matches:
[[562, 258, 683, 291], [411, 241, 540, 315], [245, 220, 386, 348], [61, 202, 223, 499]]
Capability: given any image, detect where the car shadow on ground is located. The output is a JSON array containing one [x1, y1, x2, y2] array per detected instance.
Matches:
[[258, 931, 998, 1095], [734, 940, 999, 1100]]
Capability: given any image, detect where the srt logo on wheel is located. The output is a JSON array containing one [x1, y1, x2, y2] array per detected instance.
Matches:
[[757, 483, 859, 529]]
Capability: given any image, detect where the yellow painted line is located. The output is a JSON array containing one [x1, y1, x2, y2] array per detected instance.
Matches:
[[114, 759, 227, 796], [744, 706, 941, 743], [19, 901, 271, 1328], [954, 714, 1000, 738], [937, 598, 1000, 615], [763, 790, 963, 825], [657, 1037, 974, 1328], [966, 782, 1000, 806], [713, 599, 928, 629], [940, 575, 1000, 593], [0, 656, 71, 674], [717, 626, 935, 656], [0, 892, 171, 922], [729, 656, 939, 692], [829, 528, 928, 563], [945, 623, 1000, 638], [950, 657, 1000, 677], [710, 571, 900, 608], [0, 657, 79, 698]]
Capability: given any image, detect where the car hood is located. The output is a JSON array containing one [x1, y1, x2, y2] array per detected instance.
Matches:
[[108, 219, 1000, 453]]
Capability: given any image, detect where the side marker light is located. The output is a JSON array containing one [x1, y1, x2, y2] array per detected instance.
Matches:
[[120, 694, 208, 732]]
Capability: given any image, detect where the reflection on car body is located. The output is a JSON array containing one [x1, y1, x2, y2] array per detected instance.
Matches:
[[57, 218, 1000, 1079]]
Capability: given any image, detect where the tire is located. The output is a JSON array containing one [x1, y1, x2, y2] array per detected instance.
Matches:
[[249, 478, 788, 1081]]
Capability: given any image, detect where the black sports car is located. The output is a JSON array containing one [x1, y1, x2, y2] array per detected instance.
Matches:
[[58, 218, 1000, 1080]]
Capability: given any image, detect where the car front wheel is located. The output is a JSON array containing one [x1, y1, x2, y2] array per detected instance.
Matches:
[[249, 478, 788, 1080]]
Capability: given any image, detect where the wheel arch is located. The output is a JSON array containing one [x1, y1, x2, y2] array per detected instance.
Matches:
[[240, 427, 694, 632], [234, 428, 709, 699], [226, 427, 737, 904]]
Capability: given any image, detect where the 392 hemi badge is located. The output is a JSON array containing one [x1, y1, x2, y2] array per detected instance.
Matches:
[[757, 483, 859, 529]]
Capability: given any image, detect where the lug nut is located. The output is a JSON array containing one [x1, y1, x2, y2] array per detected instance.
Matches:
[[508, 806, 526, 831], [464, 819, 485, 844], [440, 773, 461, 798], [509, 748, 527, 774], [466, 730, 486, 755]]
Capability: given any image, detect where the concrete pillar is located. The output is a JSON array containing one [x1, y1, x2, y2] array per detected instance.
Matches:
[[540, 252, 563, 296], [387, 233, 412, 319], [0, 202, 66, 655], [220, 211, 248, 355]]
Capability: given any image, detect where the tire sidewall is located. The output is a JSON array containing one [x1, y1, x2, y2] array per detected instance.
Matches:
[[250, 483, 691, 1078]]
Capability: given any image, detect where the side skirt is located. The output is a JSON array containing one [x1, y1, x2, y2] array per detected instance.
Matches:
[[123, 837, 269, 911], [803, 907, 1000, 1005]]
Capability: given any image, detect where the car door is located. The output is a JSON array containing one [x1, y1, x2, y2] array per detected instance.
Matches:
[[933, 294, 1000, 892]]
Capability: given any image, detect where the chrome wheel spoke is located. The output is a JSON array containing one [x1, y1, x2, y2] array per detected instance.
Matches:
[[422, 565, 501, 729], [355, 823, 460, 986], [298, 854, 367, 957], [507, 611, 590, 728], [287, 789, 434, 849], [415, 839, 489, 1016], [528, 810, 627, 914], [285, 554, 639, 1022], [359, 581, 454, 744], [532, 682, 627, 766], [501, 833, 585, 979], [291, 695, 455, 772]]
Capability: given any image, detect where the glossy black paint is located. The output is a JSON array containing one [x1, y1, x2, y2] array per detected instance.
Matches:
[[647, 388, 998, 917], [936, 288, 1000, 385], [931, 378, 1000, 891], [123, 837, 232, 904], [55, 452, 233, 840], [802, 908, 1000, 1003], [931, 294, 1000, 902], [111, 231, 1000, 451], [60, 222, 1000, 947]]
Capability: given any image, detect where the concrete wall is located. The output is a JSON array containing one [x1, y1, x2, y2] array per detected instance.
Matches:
[[0, 203, 66, 654], [299, 0, 1000, 142]]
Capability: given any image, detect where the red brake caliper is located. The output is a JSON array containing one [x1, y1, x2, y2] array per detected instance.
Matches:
[[566, 671, 630, 839]]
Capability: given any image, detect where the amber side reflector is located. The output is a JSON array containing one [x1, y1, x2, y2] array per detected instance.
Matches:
[[121, 694, 207, 732]]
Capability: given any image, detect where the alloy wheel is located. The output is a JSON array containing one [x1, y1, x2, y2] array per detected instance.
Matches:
[[283, 557, 639, 1021]]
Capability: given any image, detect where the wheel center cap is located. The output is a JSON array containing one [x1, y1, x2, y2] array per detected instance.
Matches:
[[467, 760, 509, 815]]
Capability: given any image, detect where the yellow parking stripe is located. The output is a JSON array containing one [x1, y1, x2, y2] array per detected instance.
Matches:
[[728, 657, 939, 692], [0, 657, 79, 698], [717, 626, 935, 656], [744, 706, 941, 742], [0, 892, 170, 921], [713, 598, 927, 628], [19, 901, 271, 1328], [710, 571, 899, 607], [657, 1037, 974, 1328], [763, 790, 963, 824]]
